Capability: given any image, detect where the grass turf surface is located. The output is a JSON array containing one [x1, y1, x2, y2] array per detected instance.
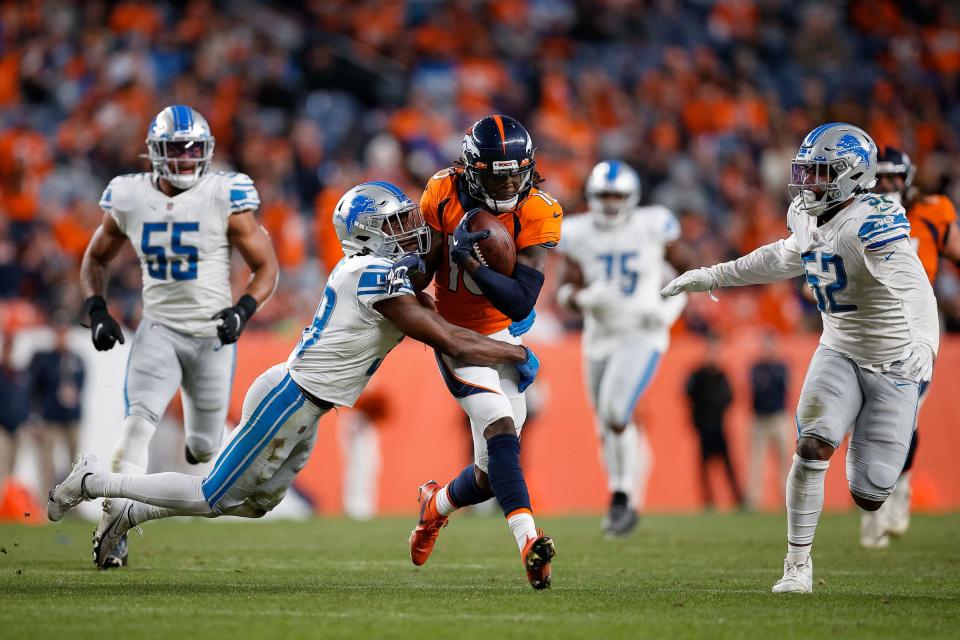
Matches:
[[1, 512, 957, 639]]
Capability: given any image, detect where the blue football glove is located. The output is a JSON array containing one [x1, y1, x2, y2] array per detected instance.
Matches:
[[508, 309, 536, 337], [516, 346, 540, 393], [387, 253, 425, 294], [451, 208, 491, 265]]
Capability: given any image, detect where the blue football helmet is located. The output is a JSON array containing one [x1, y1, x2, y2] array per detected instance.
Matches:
[[788, 123, 877, 216], [332, 182, 431, 259], [146, 105, 215, 190], [461, 114, 537, 213]]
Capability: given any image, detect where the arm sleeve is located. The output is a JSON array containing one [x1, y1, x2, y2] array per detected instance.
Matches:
[[708, 235, 805, 287], [469, 263, 545, 321], [863, 238, 940, 354], [228, 173, 260, 214]]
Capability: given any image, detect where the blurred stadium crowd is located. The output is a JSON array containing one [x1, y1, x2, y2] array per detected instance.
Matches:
[[3, 0, 960, 337]]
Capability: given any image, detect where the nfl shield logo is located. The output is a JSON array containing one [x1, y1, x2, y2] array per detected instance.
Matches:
[[166, 202, 174, 210]]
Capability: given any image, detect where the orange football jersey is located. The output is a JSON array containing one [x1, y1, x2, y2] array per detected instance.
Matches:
[[420, 167, 563, 334], [907, 194, 957, 284]]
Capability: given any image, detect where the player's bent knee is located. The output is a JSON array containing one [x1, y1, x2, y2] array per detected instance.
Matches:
[[185, 435, 216, 463], [852, 492, 884, 511], [849, 460, 900, 506], [482, 417, 516, 440], [796, 436, 834, 461], [606, 421, 628, 434]]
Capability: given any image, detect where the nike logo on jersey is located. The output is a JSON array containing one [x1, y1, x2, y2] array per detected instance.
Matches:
[[552, 212, 561, 218], [883, 251, 896, 262], [894, 382, 912, 388]]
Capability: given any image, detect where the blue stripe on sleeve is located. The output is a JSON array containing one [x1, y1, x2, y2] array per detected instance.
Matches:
[[865, 234, 909, 250]]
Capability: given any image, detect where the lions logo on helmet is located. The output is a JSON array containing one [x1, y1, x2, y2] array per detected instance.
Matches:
[[585, 160, 641, 226], [332, 182, 431, 259], [789, 123, 878, 217], [146, 105, 215, 190], [460, 115, 539, 213]]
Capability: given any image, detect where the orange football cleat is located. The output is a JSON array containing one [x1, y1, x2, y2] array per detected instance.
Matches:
[[522, 529, 556, 590], [408, 480, 448, 566]]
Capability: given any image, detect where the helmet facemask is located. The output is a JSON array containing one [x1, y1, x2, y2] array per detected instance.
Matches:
[[377, 202, 432, 258], [588, 190, 638, 226], [147, 137, 215, 190], [464, 160, 535, 214], [789, 159, 849, 216]]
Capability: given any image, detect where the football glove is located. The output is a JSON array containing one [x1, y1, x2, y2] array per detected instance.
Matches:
[[387, 253, 425, 294], [211, 294, 257, 345], [450, 208, 491, 265], [899, 342, 934, 383], [516, 347, 540, 393], [574, 282, 620, 314], [508, 309, 536, 337], [661, 268, 717, 297], [83, 295, 125, 351]]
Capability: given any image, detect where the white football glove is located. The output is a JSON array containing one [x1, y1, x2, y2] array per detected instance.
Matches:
[[661, 268, 717, 298], [899, 342, 935, 383], [574, 282, 621, 313]]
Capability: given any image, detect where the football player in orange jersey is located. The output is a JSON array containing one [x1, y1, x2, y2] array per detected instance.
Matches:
[[406, 115, 561, 589], [861, 147, 960, 548]]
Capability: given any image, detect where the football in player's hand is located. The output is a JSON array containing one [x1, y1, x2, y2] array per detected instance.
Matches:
[[469, 210, 516, 275]]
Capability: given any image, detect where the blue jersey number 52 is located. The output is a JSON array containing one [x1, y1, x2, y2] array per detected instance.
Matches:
[[142, 222, 200, 281]]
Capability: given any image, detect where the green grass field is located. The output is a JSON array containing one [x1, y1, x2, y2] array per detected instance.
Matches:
[[1, 512, 958, 639]]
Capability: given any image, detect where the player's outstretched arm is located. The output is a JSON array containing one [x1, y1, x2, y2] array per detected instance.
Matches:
[[80, 212, 128, 350], [212, 211, 280, 345], [409, 228, 443, 292], [662, 236, 805, 297], [374, 295, 527, 366]]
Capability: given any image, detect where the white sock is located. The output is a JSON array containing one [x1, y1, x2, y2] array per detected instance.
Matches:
[[128, 502, 183, 526], [507, 511, 537, 551], [785, 454, 829, 562], [603, 424, 639, 502], [84, 471, 210, 514], [435, 486, 457, 517], [111, 415, 156, 474], [634, 426, 653, 510]]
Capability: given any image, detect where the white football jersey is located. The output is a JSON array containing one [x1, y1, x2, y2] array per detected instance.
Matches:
[[99, 171, 260, 337], [787, 193, 924, 366], [286, 254, 413, 407], [558, 206, 682, 350]]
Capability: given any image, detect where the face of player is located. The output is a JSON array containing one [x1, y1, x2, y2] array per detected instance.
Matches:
[[594, 192, 629, 217], [384, 206, 429, 254], [476, 171, 529, 202], [164, 140, 205, 174]]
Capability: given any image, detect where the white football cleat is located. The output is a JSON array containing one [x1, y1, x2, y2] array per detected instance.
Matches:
[[772, 555, 813, 594], [47, 454, 100, 521], [94, 498, 139, 569], [860, 507, 890, 549], [886, 474, 911, 537]]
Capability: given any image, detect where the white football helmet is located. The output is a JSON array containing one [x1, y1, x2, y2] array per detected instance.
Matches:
[[585, 160, 640, 226], [789, 123, 877, 217], [332, 182, 431, 259], [146, 105, 215, 190]]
